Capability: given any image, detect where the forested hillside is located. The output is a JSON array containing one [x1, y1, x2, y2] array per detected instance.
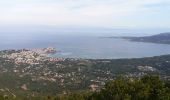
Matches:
[[0, 75, 170, 100]]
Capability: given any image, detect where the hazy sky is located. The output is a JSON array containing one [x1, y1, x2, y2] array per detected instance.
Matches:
[[0, 0, 170, 29]]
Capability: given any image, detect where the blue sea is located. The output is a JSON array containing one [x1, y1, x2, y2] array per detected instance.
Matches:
[[1, 33, 170, 59]]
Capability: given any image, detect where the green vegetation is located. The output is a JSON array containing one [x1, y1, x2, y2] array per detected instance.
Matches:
[[1, 50, 170, 99], [0, 75, 170, 100], [89, 75, 170, 100]]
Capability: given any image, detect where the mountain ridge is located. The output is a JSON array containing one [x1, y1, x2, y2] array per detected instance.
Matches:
[[122, 32, 170, 44]]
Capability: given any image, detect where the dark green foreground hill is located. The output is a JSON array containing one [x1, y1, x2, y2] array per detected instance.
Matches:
[[1, 75, 170, 100]]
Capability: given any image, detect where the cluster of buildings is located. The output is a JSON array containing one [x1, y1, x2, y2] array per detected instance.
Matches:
[[137, 65, 156, 72], [1, 47, 64, 64]]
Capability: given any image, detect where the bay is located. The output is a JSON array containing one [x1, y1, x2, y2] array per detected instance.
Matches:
[[1, 34, 170, 59]]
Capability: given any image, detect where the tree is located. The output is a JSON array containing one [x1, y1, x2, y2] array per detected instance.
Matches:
[[89, 75, 170, 100]]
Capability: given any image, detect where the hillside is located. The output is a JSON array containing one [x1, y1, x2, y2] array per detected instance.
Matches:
[[122, 32, 170, 44], [1, 49, 170, 98], [0, 75, 170, 100]]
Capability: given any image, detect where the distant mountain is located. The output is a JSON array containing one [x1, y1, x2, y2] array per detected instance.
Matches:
[[122, 32, 170, 44]]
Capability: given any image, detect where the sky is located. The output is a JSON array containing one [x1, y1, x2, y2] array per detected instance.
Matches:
[[0, 0, 170, 35]]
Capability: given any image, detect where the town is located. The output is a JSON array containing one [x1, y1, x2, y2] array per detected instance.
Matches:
[[0, 47, 64, 64]]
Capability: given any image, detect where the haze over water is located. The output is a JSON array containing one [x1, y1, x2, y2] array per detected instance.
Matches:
[[1, 33, 170, 59], [1, 0, 170, 59]]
